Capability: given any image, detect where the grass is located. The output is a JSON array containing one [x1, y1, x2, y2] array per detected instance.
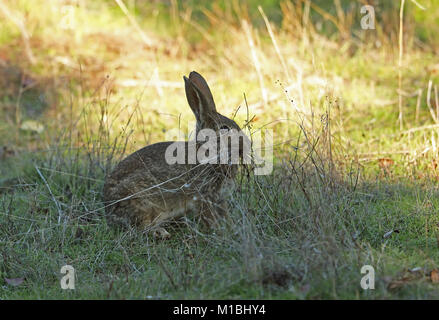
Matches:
[[1, 0, 439, 299]]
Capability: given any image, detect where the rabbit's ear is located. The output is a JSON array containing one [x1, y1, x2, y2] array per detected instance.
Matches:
[[184, 71, 217, 124]]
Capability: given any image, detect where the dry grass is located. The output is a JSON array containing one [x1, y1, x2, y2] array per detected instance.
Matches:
[[1, 0, 439, 299]]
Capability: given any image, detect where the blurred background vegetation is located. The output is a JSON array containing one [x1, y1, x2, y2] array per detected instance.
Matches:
[[0, 0, 438, 159]]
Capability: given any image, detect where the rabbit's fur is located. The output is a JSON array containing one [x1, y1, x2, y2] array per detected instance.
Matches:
[[103, 71, 245, 238]]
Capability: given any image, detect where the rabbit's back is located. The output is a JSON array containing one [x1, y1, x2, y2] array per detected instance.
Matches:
[[103, 141, 233, 227]]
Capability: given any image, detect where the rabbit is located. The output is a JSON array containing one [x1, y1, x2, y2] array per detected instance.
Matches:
[[103, 71, 247, 238]]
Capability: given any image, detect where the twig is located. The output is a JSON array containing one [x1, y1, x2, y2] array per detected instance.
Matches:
[[410, 0, 426, 10], [415, 88, 422, 124], [248, 84, 298, 109], [403, 123, 439, 134], [258, 6, 291, 83], [153, 252, 178, 290], [435, 85, 439, 122], [242, 19, 267, 106], [180, 11, 214, 44], [151, 67, 164, 97], [398, 0, 405, 130], [298, 0, 347, 36], [426, 80, 437, 123], [35, 165, 64, 224], [114, 0, 153, 47]]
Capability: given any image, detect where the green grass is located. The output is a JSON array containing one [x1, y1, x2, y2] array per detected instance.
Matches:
[[2, 149, 439, 299], [1, 0, 439, 299]]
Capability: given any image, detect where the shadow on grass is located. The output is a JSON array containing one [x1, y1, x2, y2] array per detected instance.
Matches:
[[1, 136, 439, 299]]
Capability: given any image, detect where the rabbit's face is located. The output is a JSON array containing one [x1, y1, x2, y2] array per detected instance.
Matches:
[[211, 113, 251, 166], [184, 71, 250, 165], [206, 112, 241, 135]]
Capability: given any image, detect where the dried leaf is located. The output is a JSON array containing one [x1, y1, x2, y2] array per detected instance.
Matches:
[[387, 267, 430, 290], [378, 158, 394, 169], [388, 279, 407, 290], [427, 63, 439, 74], [5, 277, 24, 286], [431, 269, 439, 283], [387, 276, 416, 290]]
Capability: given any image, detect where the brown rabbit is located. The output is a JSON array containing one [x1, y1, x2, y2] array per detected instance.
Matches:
[[103, 71, 247, 238]]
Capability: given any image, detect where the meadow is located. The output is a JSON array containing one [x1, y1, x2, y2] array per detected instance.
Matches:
[[1, 0, 439, 299]]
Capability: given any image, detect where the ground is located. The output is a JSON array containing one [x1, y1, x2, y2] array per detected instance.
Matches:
[[1, 0, 439, 299]]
